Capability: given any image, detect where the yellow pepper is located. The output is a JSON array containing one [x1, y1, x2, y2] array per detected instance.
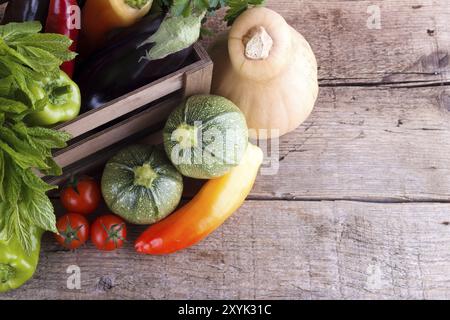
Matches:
[[135, 143, 264, 255], [80, 0, 153, 54]]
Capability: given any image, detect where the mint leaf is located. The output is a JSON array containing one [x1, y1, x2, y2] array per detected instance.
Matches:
[[0, 140, 38, 169], [0, 21, 42, 42], [10, 33, 76, 62], [0, 75, 14, 96], [24, 188, 58, 234], [0, 127, 49, 169], [3, 156, 22, 205], [11, 123, 50, 156], [42, 157, 63, 176], [15, 45, 63, 74], [26, 127, 71, 149], [0, 21, 75, 252], [0, 151, 5, 201], [0, 57, 38, 107], [22, 168, 57, 193], [6, 201, 36, 253], [0, 97, 28, 114], [0, 39, 37, 72]]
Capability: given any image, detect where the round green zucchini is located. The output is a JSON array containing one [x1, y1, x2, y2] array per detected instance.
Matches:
[[101, 145, 183, 225], [163, 95, 248, 179]]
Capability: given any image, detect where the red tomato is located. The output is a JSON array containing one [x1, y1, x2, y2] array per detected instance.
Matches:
[[60, 176, 101, 215], [91, 215, 127, 251], [55, 213, 90, 250]]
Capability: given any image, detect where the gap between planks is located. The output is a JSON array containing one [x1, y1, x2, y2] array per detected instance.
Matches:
[[319, 79, 450, 89], [246, 196, 450, 205]]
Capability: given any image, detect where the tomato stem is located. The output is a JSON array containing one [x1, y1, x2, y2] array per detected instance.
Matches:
[[102, 223, 126, 249], [66, 175, 80, 195], [60, 216, 83, 246]]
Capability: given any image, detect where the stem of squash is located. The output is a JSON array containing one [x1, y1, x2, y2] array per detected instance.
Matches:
[[173, 124, 199, 149], [242, 26, 273, 60], [134, 164, 158, 188]]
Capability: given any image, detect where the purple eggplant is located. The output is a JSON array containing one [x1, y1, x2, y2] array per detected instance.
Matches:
[[2, 0, 50, 25], [75, 14, 193, 111]]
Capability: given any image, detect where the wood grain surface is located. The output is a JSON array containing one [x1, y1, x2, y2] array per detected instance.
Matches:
[[252, 86, 450, 202], [5, 201, 450, 300], [3, 0, 450, 300]]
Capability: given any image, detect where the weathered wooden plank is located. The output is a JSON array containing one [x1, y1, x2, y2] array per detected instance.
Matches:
[[52, 97, 180, 171], [251, 85, 450, 202], [184, 44, 214, 97], [3, 200, 450, 300], [49, 85, 450, 202], [204, 0, 450, 85]]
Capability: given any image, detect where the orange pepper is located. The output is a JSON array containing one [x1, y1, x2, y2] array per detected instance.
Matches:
[[135, 144, 264, 255], [81, 0, 152, 54]]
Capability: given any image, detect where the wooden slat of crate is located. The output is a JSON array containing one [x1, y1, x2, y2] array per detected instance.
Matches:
[[45, 131, 164, 186], [46, 43, 213, 178], [55, 43, 212, 139], [184, 44, 213, 97], [52, 96, 180, 170]]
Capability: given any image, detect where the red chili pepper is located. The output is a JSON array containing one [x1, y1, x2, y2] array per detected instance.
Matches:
[[45, 0, 80, 78]]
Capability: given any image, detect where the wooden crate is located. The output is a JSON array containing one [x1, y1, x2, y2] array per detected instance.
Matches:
[[46, 43, 213, 184]]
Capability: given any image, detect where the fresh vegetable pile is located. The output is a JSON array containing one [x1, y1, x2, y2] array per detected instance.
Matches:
[[0, 0, 319, 294], [101, 94, 263, 255], [135, 142, 263, 255], [49, 93, 262, 255], [54, 176, 126, 251]]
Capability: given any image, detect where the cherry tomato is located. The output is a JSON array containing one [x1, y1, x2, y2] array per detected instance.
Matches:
[[91, 215, 127, 251], [61, 176, 101, 215], [55, 213, 90, 250]]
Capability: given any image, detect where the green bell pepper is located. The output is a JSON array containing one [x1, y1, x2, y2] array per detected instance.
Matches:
[[0, 226, 44, 293], [26, 70, 81, 127]]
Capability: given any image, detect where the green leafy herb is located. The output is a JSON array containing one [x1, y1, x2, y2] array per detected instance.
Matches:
[[224, 0, 266, 25], [145, 0, 265, 60], [0, 21, 74, 253]]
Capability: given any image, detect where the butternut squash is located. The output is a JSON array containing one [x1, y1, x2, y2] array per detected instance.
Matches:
[[209, 7, 319, 139]]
